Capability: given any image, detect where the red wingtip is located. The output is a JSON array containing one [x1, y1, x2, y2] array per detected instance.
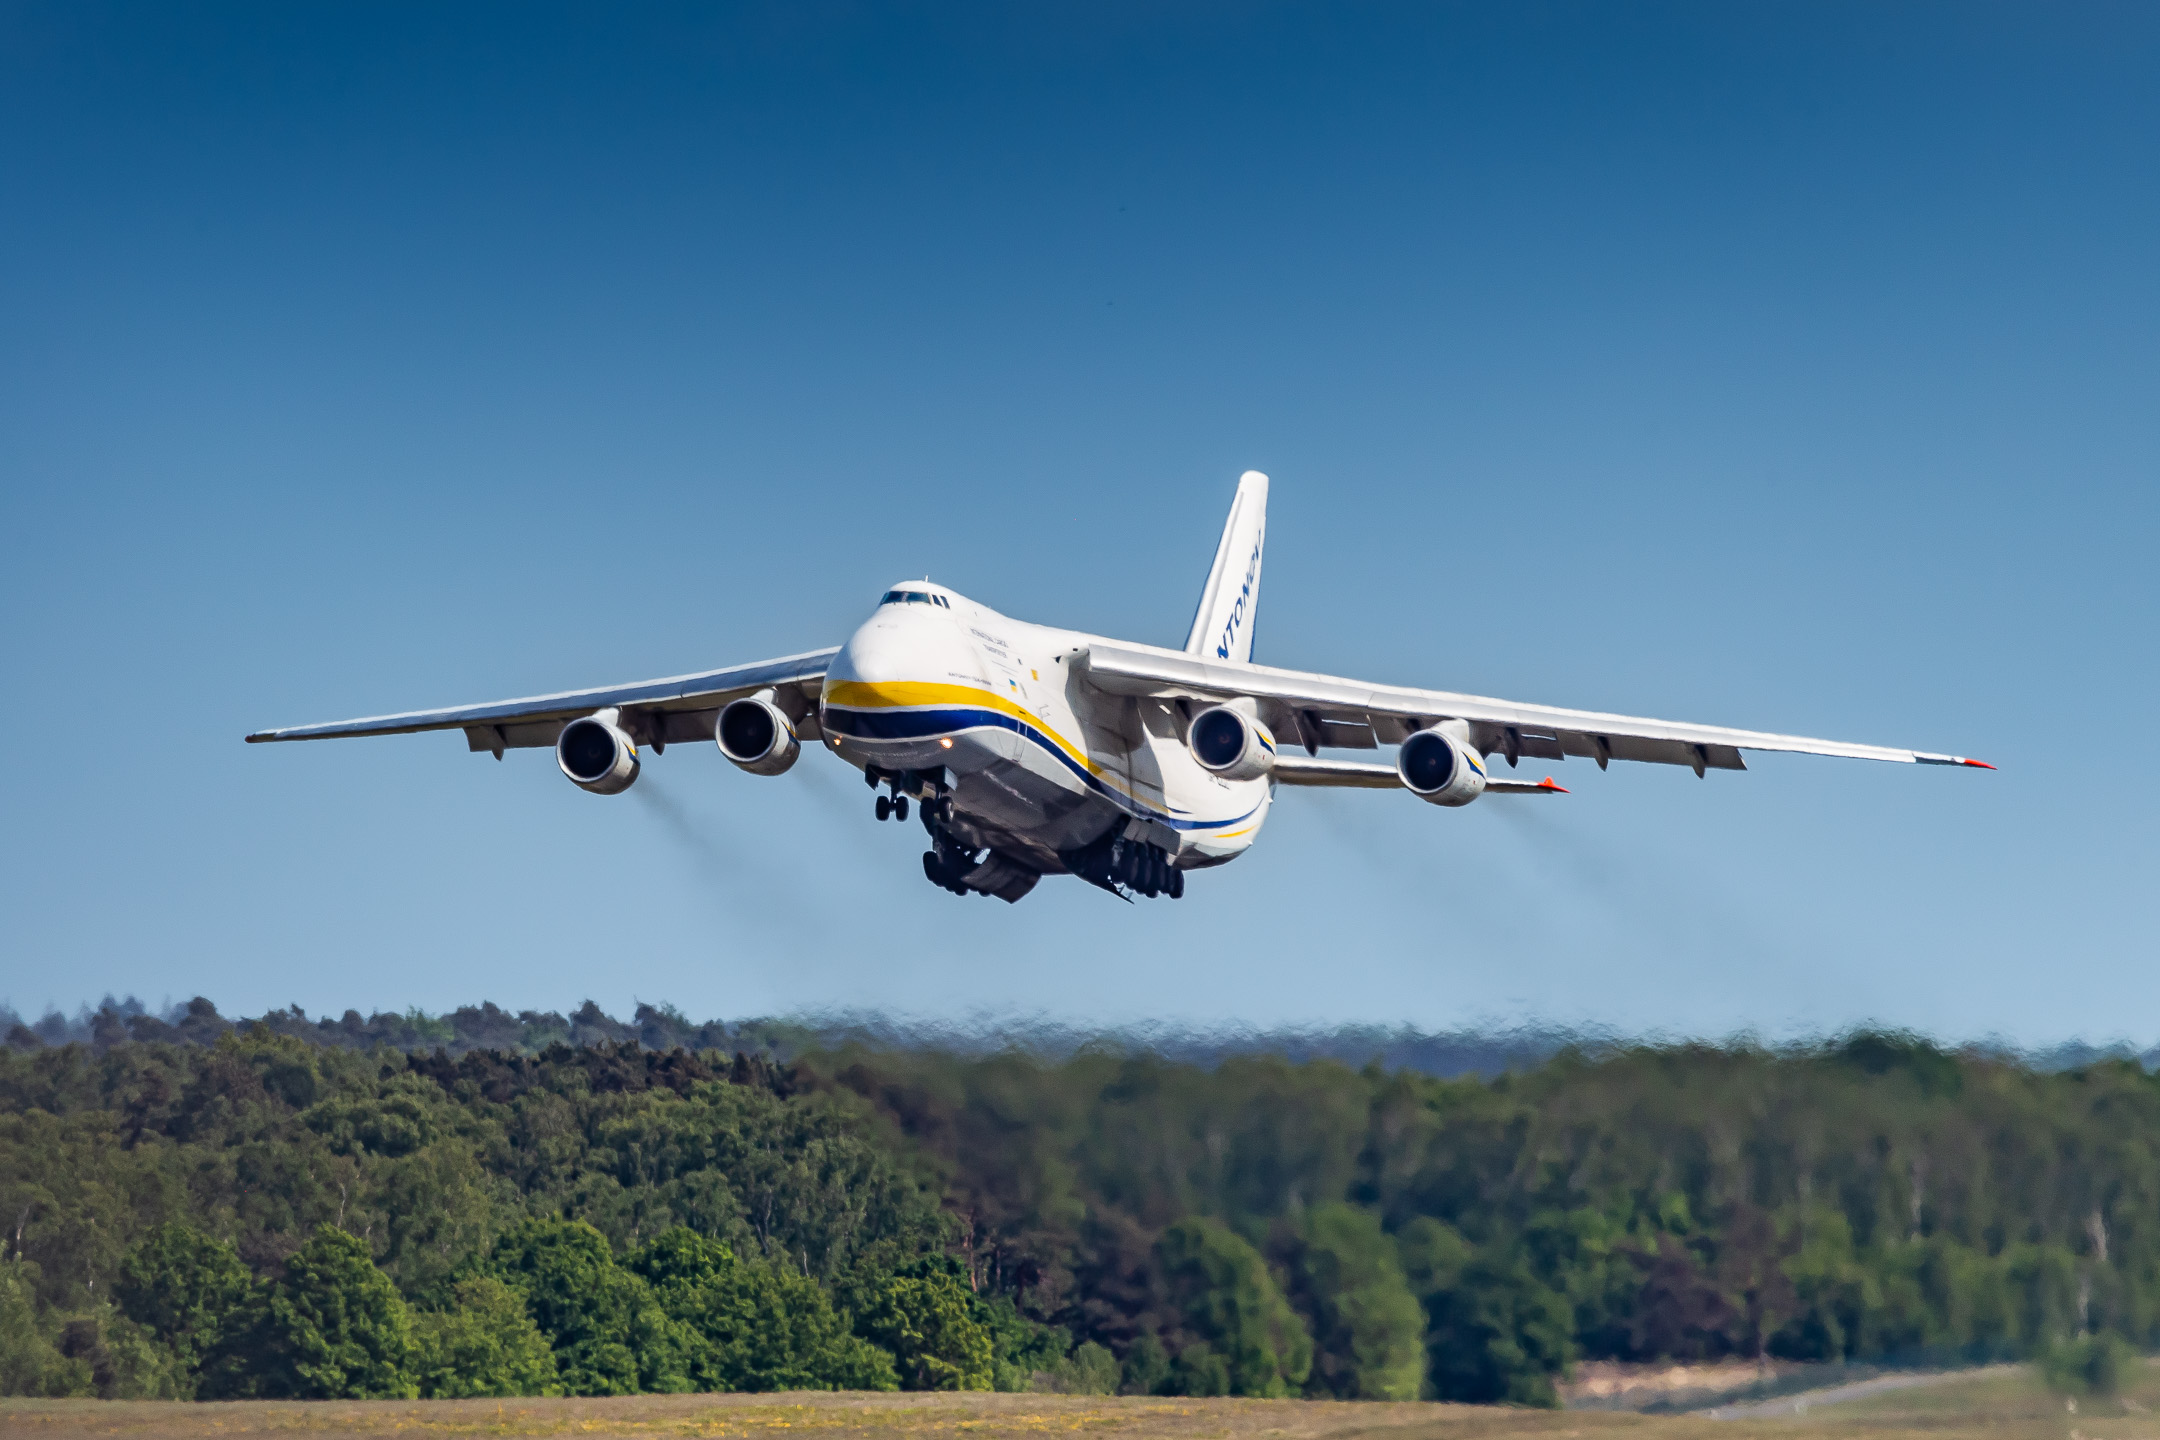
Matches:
[[1539, 777, 1569, 792], [1963, 758, 1996, 770]]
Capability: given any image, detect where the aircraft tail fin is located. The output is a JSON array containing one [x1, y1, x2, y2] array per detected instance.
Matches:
[[1184, 470, 1268, 664]]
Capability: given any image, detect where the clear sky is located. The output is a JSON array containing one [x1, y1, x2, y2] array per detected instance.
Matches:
[[3, 3, 2155, 1044]]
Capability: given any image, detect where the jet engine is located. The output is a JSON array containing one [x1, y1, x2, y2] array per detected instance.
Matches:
[[557, 713, 640, 794], [1397, 727, 1487, 807], [716, 695, 800, 776], [1187, 704, 1276, 781]]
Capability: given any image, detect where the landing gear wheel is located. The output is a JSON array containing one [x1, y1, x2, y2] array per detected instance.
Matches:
[[875, 796, 892, 821], [894, 795, 909, 822], [923, 849, 971, 896], [1169, 867, 1184, 899]]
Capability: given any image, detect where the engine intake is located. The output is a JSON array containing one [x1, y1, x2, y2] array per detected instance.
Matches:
[[717, 695, 801, 776], [1398, 727, 1486, 807], [1188, 704, 1275, 782], [557, 714, 639, 795]]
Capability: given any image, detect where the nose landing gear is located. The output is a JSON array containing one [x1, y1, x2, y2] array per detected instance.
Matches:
[[866, 765, 930, 823]]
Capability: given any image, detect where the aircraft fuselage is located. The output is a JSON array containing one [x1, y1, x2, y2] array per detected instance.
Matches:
[[818, 582, 1271, 885]]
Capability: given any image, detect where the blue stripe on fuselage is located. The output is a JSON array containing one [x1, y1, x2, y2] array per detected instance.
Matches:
[[822, 704, 1260, 834]]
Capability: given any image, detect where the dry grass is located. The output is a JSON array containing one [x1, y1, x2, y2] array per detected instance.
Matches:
[[0, 1365, 2144, 1440]]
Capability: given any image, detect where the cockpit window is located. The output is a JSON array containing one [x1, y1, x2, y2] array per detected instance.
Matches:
[[880, 590, 949, 607]]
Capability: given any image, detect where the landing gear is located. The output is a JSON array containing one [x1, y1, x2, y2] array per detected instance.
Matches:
[[1067, 833, 1186, 900], [922, 846, 976, 895], [920, 798, 984, 896], [866, 766, 924, 823]]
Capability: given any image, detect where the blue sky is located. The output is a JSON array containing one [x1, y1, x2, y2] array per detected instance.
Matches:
[[3, 2, 2155, 1043]]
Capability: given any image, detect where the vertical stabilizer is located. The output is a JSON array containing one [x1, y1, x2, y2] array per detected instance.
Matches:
[[1183, 470, 1268, 664]]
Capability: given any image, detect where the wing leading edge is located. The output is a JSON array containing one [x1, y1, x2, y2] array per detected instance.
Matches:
[[245, 648, 838, 756], [1076, 642, 1989, 777]]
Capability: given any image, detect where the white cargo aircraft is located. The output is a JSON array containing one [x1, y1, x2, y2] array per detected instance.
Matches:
[[249, 472, 1989, 903]]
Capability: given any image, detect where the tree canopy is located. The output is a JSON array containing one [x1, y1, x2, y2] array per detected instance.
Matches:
[[6, 1014, 2160, 1404]]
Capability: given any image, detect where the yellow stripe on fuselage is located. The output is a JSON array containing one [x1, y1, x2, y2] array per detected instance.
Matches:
[[823, 679, 1108, 779], [824, 678, 1265, 838]]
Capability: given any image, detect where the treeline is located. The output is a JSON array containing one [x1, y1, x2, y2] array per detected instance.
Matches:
[[12, 995, 2146, 1077], [2, 997, 1595, 1078], [4, 1021, 2159, 1405]]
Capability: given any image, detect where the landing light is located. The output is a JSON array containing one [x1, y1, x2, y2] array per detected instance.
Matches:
[[939, 737, 954, 749]]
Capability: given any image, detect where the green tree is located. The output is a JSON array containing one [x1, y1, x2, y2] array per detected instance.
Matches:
[[482, 1218, 689, 1395], [630, 1227, 895, 1392], [2006, 1244, 2083, 1352], [410, 1277, 560, 1398], [114, 1222, 252, 1390], [2041, 1333, 2137, 1397], [1291, 1204, 1425, 1400], [1048, 1339, 1119, 1395], [854, 1268, 993, 1390], [1396, 1217, 1473, 1298], [1770, 1208, 1875, 1361], [239, 1225, 417, 1399], [1119, 1332, 1170, 1396], [1170, 1340, 1230, 1395], [1423, 1253, 1573, 1407], [0, 1264, 67, 1396], [1155, 1217, 1312, 1398]]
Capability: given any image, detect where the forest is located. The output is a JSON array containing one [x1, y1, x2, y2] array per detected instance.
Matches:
[[3, 999, 2156, 1406]]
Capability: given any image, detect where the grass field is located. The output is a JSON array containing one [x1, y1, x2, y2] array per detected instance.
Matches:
[[0, 1365, 2141, 1440]]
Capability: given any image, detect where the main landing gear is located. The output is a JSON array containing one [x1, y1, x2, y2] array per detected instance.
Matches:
[[866, 766, 954, 825], [1116, 840, 1184, 899], [922, 832, 980, 896], [1067, 833, 1186, 900]]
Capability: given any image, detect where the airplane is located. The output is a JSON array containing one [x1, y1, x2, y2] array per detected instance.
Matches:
[[247, 471, 1990, 903]]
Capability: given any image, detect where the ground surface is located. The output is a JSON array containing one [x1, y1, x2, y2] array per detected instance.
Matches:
[[0, 1366, 2145, 1440]]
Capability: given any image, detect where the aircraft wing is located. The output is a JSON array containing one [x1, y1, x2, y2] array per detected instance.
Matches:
[[245, 647, 838, 756], [1076, 641, 1989, 776]]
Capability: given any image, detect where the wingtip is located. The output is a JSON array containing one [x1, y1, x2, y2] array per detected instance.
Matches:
[[1539, 776, 1569, 793], [1962, 758, 1996, 770]]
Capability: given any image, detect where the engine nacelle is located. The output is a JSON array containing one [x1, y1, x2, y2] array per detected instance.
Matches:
[[556, 714, 640, 795], [1398, 727, 1487, 807], [716, 695, 800, 776], [1187, 704, 1276, 781]]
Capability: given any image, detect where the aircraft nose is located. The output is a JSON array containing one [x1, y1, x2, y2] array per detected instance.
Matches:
[[828, 605, 975, 689]]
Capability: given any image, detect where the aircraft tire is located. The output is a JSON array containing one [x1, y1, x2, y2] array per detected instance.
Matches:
[[875, 796, 892, 821]]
